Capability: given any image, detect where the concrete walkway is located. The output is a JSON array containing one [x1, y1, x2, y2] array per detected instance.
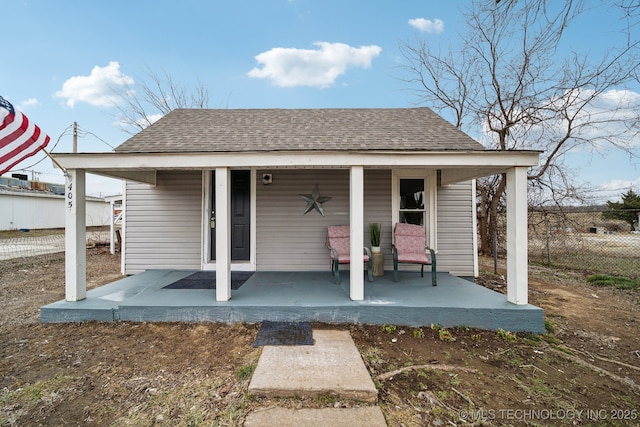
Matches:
[[246, 330, 386, 426]]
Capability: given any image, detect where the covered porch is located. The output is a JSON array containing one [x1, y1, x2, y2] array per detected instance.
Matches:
[[58, 155, 537, 306], [40, 270, 544, 332]]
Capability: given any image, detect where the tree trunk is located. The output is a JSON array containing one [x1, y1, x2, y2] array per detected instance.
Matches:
[[477, 174, 507, 256]]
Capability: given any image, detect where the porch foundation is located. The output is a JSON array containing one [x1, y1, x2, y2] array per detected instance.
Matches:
[[41, 271, 544, 332]]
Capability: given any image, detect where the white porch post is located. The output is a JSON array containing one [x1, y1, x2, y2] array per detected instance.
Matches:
[[350, 165, 365, 301], [65, 169, 86, 301], [506, 167, 528, 305], [109, 199, 116, 255], [215, 167, 232, 301]]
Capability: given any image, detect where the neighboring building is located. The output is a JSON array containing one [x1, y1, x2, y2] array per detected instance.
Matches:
[[53, 108, 538, 307], [0, 176, 112, 230]]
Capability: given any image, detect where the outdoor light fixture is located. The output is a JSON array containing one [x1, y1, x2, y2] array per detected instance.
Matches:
[[262, 174, 273, 185]]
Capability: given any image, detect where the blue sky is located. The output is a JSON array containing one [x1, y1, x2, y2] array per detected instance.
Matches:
[[2, 0, 639, 202]]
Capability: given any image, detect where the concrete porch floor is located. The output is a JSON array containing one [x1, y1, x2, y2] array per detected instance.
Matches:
[[40, 270, 544, 332]]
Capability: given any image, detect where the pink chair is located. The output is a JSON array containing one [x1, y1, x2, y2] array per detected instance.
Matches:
[[392, 223, 437, 285], [326, 225, 373, 284]]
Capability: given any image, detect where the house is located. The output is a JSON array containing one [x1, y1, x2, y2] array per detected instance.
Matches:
[[49, 108, 540, 328]]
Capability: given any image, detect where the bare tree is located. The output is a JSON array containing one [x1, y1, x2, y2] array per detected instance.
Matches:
[[113, 67, 210, 134], [400, 0, 640, 255]]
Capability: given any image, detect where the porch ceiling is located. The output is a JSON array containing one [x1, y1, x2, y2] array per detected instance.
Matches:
[[52, 150, 540, 185]]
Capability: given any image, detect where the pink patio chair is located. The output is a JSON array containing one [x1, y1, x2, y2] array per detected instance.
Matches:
[[326, 225, 373, 285], [392, 223, 437, 286]]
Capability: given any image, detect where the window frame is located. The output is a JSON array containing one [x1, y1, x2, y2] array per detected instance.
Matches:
[[392, 170, 437, 249]]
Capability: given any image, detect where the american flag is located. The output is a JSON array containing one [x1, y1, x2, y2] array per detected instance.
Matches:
[[0, 96, 51, 175]]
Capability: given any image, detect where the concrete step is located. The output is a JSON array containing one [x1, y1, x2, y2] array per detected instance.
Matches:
[[248, 330, 378, 402], [244, 406, 387, 427]]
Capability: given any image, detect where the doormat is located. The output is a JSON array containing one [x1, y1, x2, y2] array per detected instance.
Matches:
[[163, 271, 253, 290], [253, 321, 314, 347]]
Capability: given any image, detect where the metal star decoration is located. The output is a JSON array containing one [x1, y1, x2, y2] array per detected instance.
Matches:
[[299, 184, 332, 217]]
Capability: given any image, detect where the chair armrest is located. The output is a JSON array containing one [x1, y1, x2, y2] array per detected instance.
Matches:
[[328, 246, 339, 260], [326, 240, 337, 257], [391, 245, 398, 262], [363, 246, 372, 258], [427, 247, 436, 263]]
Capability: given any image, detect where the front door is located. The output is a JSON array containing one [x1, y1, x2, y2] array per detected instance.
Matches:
[[210, 170, 251, 261]]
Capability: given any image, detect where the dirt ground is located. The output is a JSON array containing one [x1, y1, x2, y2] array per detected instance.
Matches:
[[1, 248, 639, 426]]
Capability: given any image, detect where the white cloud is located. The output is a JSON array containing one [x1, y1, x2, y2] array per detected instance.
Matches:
[[247, 42, 382, 88], [20, 98, 40, 108], [55, 61, 134, 107], [114, 113, 163, 132], [594, 178, 640, 203], [565, 89, 640, 150], [408, 18, 444, 34], [595, 89, 640, 108]]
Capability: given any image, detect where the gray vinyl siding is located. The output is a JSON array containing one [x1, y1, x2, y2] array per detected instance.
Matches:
[[364, 170, 393, 269], [123, 171, 202, 274], [436, 181, 476, 276], [256, 169, 392, 271], [122, 168, 475, 276]]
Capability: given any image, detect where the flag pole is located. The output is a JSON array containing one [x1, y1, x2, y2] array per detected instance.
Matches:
[[42, 148, 69, 177]]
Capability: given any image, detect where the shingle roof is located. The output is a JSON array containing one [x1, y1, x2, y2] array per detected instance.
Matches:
[[114, 108, 485, 153]]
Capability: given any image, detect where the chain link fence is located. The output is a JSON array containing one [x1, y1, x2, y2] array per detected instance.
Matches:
[[528, 209, 640, 280], [0, 228, 112, 261], [4, 214, 638, 280]]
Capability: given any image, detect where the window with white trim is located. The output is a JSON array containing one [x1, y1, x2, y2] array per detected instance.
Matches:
[[399, 178, 426, 225], [392, 171, 437, 250]]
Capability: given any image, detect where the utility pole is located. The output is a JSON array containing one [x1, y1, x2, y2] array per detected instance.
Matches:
[[73, 121, 78, 153]]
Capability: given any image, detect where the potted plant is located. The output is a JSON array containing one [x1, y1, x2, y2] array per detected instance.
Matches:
[[369, 222, 382, 253]]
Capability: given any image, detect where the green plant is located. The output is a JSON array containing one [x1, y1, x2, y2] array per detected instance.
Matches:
[[525, 333, 543, 343], [362, 347, 386, 367], [542, 334, 562, 346], [587, 274, 640, 290], [438, 328, 454, 342], [544, 319, 557, 333], [449, 373, 461, 386], [471, 334, 482, 342], [497, 329, 516, 342], [381, 324, 396, 334], [369, 223, 382, 247], [236, 364, 256, 381], [412, 328, 425, 339]]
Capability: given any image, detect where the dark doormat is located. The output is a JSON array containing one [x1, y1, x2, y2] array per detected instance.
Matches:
[[253, 321, 314, 347], [163, 271, 253, 290]]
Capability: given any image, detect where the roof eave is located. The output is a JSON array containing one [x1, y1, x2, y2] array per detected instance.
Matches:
[[51, 150, 540, 184]]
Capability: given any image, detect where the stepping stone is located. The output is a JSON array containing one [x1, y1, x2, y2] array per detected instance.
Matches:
[[244, 406, 387, 427], [248, 330, 378, 402]]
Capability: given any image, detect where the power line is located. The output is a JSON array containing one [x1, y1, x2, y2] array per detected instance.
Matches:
[[76, 125, 116, 150], [9, 124, 74, 172], [5, 122, 116, 176]]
